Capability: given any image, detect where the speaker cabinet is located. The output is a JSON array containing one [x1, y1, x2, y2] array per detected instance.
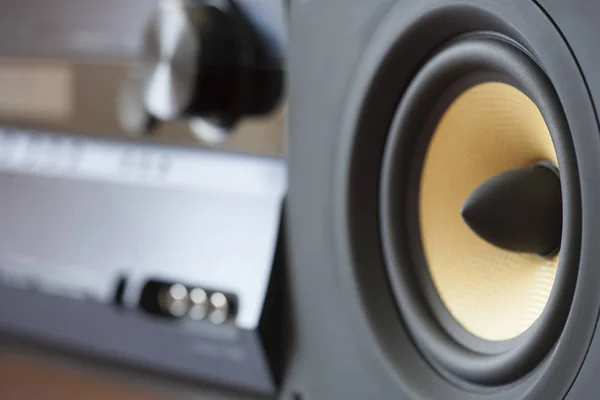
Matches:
[[286, 0, 600, 398]]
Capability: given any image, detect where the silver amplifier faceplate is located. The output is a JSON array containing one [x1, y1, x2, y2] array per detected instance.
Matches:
[[0, 127, 286, 394]]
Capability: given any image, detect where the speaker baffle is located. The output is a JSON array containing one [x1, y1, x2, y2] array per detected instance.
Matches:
[[379, 33, 580, 386]]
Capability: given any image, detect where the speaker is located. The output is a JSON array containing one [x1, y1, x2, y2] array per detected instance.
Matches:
[[285, 0, 600, 399]]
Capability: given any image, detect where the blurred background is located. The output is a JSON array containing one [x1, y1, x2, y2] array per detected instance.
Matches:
[[0, 0, 287, 399]]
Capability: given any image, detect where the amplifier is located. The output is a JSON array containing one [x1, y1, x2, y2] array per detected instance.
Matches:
[[0, 0, 287, 397]]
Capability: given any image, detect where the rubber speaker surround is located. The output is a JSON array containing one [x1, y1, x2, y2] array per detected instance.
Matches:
[[379, 33, 579, 385]]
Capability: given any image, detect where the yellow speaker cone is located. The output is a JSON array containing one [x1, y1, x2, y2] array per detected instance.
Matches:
[[420, 82, 559, 342]]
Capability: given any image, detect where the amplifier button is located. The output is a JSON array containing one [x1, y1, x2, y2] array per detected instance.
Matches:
[[159, 283, 190, 317], [188, 288, 209, 320], [208, 292, 230, 325]]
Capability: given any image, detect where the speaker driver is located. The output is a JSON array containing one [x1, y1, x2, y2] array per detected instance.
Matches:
[[421, 81, 559, 343], [380, 33, 580, 385]]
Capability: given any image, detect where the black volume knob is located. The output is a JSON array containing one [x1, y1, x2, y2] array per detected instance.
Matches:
[[143, 0, 246, 122], [119, 0, 282, 136]]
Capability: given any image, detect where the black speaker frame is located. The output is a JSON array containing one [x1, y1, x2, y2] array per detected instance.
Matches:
[[287, 0, 600, 399], [379, 32, 580, 386]]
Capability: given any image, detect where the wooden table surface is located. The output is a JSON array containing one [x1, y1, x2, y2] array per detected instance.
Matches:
[[0, 340, 266, 400], [0, 355, 166, 400]]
